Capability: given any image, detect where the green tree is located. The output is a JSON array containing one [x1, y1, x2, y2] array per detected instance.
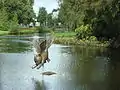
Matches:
[[47, 13, 54, 28], [0, 0, 35, 33], [0, 9, 8, 31], [37, 7, 47, 27], [58, 0, 120, 40], [4, 0, 35, 25]]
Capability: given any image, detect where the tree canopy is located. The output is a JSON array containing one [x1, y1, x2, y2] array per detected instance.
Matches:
[[37, 7, 47, 26], [58, 0, 120, 40], [0, 0, 35, 31]]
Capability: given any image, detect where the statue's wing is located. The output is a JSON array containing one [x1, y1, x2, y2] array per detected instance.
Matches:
[[46, 34, 54, 49], [46, 39, 53, 49], [39, 40, 47, 52], [33, 38, 44, 54], [33, 34, 53, 54]]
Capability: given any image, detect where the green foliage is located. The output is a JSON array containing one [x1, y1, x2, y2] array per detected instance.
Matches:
[[19, 5, 35, 25], [0, 0, 35, 25], [19, 28, 36, 34], [0, 9, 19, 34], [54, 32, 76, 38], [75, 24, 92, 39], [0, 0, 35, 34], [58, 0, 86, 30], [36, 26, 50, 33], [58, 0, 120, 42], [0, 9, 9, 31], [91, 0, 120, 40], [37, 7, 47, 26], [47, 13, 54, 28], [0, 31, 8, 35], [8, 15, 19, 34], [89, 36, 97, 41], [0, 23, 9, 31], [36, 26, 44, 33], [37, 7, 60, 30]]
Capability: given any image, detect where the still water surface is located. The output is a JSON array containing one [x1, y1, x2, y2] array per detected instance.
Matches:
[[0, 35, 120, 90]]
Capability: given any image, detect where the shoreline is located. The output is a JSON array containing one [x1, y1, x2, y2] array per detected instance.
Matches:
[[0, 31, 108, 47], [53, 37, 108, 47]]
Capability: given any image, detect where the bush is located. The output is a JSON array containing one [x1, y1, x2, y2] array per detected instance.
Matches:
[[8, 15, 19, 34], [75, 24, 92, 39], [36, 26, 44, 33], [0, 11, 19, 34], [0, 23, 9, 31], [8, 21, 19, 34], [36, 26, 50, 33], [0, 9, 9, 31], [89, 36, 97, 41]]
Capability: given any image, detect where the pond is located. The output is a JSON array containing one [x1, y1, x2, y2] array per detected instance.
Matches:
[[0, 35, 120, 90]]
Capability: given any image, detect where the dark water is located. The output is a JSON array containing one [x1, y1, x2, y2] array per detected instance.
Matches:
[[0, 35, 120, 90]]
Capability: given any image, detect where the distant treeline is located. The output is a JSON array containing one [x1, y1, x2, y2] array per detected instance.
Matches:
[[0, 0, 60, 33], [1, 0, 120, 46]]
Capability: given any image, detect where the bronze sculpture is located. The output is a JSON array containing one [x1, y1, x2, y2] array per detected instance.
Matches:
[[32, 36, 52, 69]]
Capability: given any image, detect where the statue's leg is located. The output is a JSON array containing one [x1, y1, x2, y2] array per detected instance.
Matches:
[[32, 64, 37, 69], [37, 60, 45, 69], [47, 58, 50, 62]]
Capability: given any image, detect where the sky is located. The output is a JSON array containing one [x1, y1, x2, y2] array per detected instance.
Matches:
[[33, 0, 58, 14]]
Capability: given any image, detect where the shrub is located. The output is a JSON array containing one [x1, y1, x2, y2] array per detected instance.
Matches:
[[0, 9, 9, 31], [36, 26, 50, 33], [89, 36, 97, 41], [0, 23, 9, 31], [0, 11, 19, 34], [75, 24, 92, 39], [8, 15, 19, 34], [36, 26, 44, 33]]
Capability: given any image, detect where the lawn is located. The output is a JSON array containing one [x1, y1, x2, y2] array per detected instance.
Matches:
[[0, 28, 76, 38], [0, 31, 9, 35], [0, 28, 37, 35], [53, 31, 76, 38], [19, 29, 37, 34]]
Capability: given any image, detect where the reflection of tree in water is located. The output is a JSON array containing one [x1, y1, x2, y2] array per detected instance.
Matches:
[[32, 78, 48, 90], [61, 46, 109, 90], [71, 46, 120, 90], [0, 38, 32, 53], [106, 48, 120, 90], [76, 47, 106, 78], [32, 78, 43, 90]]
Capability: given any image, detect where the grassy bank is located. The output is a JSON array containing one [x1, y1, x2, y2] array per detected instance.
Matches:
[[0, 29, 108, 47], [19, 28, 37, 34], [53, 32, 108, 47], [53, 31, 76, 38], [54, 37, 108, 47], [0, 31, 9, 35], [0, 28, 37, 35]]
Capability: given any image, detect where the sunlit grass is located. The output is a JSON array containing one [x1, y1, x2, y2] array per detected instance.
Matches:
[[0, 31, 9, 35], [19, 27, 37, 34], [0, 27, 37, 35], [54, 31, 76, 38], [19, 29, 36, 34]]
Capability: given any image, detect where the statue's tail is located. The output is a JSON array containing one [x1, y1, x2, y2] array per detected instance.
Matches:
[[45, 33, 54, 50]]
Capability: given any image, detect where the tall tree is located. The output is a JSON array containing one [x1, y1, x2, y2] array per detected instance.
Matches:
[[58, 0, 120, 40], [3, 0, 35, 25], [47, 13, 54, 28], [37, 7, 47, 26], [0, 0, 35, 32]]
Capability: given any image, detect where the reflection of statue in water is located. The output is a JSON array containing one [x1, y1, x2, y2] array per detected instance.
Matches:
[[32, 35, 53, 69]]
